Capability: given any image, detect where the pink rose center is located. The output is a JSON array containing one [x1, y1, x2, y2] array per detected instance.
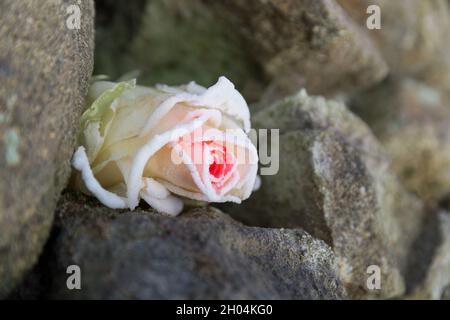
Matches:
[[207, 143, 234, 181]]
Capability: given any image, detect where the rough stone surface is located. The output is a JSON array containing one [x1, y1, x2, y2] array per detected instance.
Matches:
[[94, 0, 388, 103], [13, 192, 347, 300], [227, 91, 428, 299], [94, 0, 265, 102], [441, 284, 450, 300], [406, 211, 450, 299], [338, 0, 450, 92], [349, 78, 450, 205], [208, 0, 388, 99], [0, 0, 94, 296]]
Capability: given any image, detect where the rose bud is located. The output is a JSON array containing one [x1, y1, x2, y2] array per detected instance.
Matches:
[[72, 77, 259, 216]]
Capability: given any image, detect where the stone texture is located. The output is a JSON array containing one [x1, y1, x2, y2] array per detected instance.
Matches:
[[349, 78, 450, 205], [13, 192, 347, 300], [94, 0, 264, 102], [207, 0, 388, 99], [338, 0, 450, 92], [405, 211, 450, 299], [441, 284, 450, 300], [94, 0, 388, 103], [0, 0, 94, 296], [227, 91, 428, 298]]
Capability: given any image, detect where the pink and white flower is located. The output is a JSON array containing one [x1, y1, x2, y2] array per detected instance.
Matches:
[[72, 77, 259, 216]]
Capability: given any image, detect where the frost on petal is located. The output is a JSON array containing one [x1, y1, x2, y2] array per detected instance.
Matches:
[[143, 177, 170, 199], [253, 175, 262, 191], [127, 109, 220, 209], [195, 76, 251, 132], [140, 77, 251, 136], [140, 190, 183, 216], [73, 76, 259, 215], [72, 146, 128, 209], [80, 79, 136, 161]]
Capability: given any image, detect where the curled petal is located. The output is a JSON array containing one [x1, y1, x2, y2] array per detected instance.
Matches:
[[127, 110, 221, 209], [140, 77, 250, 136], [143, 177, 170, 199], [253, 175, 262, 191], [140, 189, 183, 217], [72, 146, 128, 209], [73, 76, 259, 215]]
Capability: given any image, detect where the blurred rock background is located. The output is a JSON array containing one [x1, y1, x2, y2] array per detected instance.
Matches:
[[2, 0, 450, 299]]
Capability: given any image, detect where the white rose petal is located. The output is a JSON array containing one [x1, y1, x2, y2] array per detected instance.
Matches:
[[72, 76, 259, 216]]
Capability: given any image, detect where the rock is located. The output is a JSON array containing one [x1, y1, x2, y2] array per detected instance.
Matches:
[[0, 0, 94, 296], [338, 0, 450, 92], [227, 90, 427, 298], [94, 0, 388, 103], [441, 284, 450, 300], [406, 211, 450, 299], [94, 0, 264, 102], [208, 0, 388, 99], [12, 192, 347, 299], [349, 78, 450, 205]]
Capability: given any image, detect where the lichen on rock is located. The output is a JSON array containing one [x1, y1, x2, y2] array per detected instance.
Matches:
[[0, 0, 94, 296], [3, 0, 450, 301], [12, 192, 347, 300], [226, 90, 428, 299], [349, 77, 450, 206]]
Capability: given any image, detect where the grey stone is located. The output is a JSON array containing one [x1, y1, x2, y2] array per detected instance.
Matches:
[[207, 0, 388, 99], [349, 78, 450, 205], [94, 0, 388, 103], [338, 0, 450, 92], [227, 90, 427, 298], [94, 0, 264, 102], [0, 0, 94, 296], [15, 192, 347, 300], [441, 284, 450, 300], [406, 211, 450, 299]]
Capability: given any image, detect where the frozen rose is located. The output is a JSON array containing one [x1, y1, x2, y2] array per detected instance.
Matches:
[[72, 77, 259, 216]]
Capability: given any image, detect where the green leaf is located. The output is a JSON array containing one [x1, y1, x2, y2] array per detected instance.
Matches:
[[80, 79, 136, 132]]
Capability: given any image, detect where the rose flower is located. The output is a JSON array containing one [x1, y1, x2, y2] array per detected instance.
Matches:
[[72, 77, 259, 216]]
